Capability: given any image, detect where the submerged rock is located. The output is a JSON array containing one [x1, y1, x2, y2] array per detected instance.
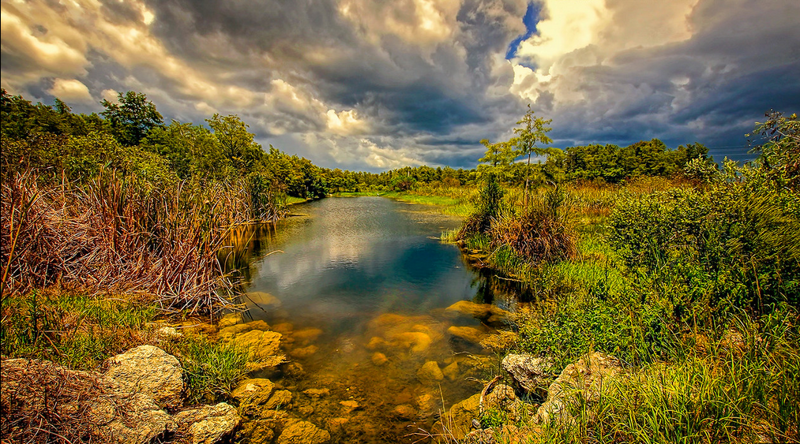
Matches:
[[174, 402, 240, 444], [218, 320, 271, 340], [438, 393, 481, 440], [303, 388, 330, 398], [103, 345, 183, 410], [417, 361, 444, 384], [447, 326, 487, 345], [502, 354, 554, 398], [233, 329, 283, 361], [442, 361, 460, 381], [246, 291, 282, 308], [371, 352, 388, 366], [388, 331, 432, 353], [445, 301, 510, 326], [218, 312, 244, 328], [339, 400, 361, 414], [276, 420, 331, 444], [293, 328, 323, 345], [393, 404, 418, 419], [265, 390, 293, 410], [289, 345, 318, 359]]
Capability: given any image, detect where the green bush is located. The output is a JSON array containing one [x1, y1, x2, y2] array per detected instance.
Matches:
[[609, 184, 800, 319]]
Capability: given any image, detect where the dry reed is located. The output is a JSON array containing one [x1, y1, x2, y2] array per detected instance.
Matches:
[[1, 170, 285, 313]]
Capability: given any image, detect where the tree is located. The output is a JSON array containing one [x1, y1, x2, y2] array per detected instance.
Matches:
[[101, 91, 164, 146], [513, 105, 552, 207], [478, 139, 516, 182], [206, 114, 263, 174], [749, 111, 800, 190]]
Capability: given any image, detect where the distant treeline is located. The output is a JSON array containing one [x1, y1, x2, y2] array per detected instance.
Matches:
[[2, 90, 712, 196]]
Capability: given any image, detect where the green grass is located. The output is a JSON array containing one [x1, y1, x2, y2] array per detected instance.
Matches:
[[0, 290, 157, 369], [163, 334, 250, 405], [285, 195, 309, 205]]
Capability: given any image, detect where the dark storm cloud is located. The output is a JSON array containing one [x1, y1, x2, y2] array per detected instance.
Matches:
[[2, 0, 797, 169]]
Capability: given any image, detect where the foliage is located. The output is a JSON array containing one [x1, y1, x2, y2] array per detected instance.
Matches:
[[749, 111, 800, 191], [609, 184, 800, 318], [555, 140, 710, 183], [101, 91, 164, 147], [488, 186, 577, 264], [512, 104, 553, 206], [0, 290, 156, 370], [458, 173, 505, 239]]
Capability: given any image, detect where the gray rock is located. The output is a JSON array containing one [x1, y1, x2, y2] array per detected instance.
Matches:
[[537, 352, 622, 425], [501, 353, 553, 398], [174, 402, 240, 444], [103, 345, 183, 410]]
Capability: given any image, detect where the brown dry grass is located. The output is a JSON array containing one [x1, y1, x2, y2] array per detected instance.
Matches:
[[0, 359, 112, 443], [1, 170, 279, 313], [488, 204, 577, 264]]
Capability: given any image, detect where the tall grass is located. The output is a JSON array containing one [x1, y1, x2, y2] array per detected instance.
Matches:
[[1, 170, 286, 312]]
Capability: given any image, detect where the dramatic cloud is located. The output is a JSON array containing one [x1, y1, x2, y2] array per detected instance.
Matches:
[[2, 0, 798, 169]]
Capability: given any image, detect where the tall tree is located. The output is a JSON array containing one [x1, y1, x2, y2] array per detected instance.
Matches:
[[101, 91, 164, 146], [513, 105, 553, 207]]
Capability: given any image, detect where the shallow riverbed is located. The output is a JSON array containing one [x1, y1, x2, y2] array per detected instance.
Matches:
[[226, 196, 521, 443]]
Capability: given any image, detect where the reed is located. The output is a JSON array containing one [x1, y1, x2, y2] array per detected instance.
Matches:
[[0, 169, 286, 313]]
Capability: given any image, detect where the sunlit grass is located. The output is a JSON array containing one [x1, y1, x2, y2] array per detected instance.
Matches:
[[0, 290, 157, 369]]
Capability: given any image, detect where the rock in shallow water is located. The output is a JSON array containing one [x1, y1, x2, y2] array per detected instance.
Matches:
[[174, 402, 240, 444], [447, 326, 487, 345], [417, 361, 444, 384], [371, 352, 388, 366], [276, 420, 331, 444]]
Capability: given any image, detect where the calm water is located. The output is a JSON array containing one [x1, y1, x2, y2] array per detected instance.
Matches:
[[226, 197, 521, 443]]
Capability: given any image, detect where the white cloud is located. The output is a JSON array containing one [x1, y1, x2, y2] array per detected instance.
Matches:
[[48, 78, 93, 103], [326, 109, 369, 136]]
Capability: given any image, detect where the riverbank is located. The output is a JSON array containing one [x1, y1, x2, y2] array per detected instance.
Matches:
[[421, 174, 800, 443]]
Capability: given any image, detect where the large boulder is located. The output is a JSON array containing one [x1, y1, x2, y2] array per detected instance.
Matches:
[[91, 392, 176, 444], [103, 345, 183, 410], [537, 352, 622, 424], [501, 354, 554, 398], [174, 403, 240, 444], [276, 420, 331, 444]]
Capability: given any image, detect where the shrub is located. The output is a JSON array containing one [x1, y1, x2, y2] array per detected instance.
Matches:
[[609, 184, 800, 319], [488, 186, 577, 264]]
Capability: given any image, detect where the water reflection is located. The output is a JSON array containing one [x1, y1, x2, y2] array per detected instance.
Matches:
[[223, 197, 529, 443]]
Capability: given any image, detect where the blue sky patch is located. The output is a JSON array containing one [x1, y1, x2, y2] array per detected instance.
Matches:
[[505, 2, 541, 60]]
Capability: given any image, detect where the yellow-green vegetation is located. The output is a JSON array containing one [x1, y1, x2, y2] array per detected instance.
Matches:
[[0, 290, 157, 369], [448, 113, 800, 443], [0, 289, 252, 406], [162, 334, 251, 405]]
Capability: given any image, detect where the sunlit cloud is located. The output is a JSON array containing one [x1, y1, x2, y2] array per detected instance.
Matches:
[[2, 0, 797, 169]]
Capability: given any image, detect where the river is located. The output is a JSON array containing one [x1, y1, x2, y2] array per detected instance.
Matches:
[[225, 196, 522, 443]]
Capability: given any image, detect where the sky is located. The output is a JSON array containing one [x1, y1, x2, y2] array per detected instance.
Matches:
[[2, 0, 799, 171]]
